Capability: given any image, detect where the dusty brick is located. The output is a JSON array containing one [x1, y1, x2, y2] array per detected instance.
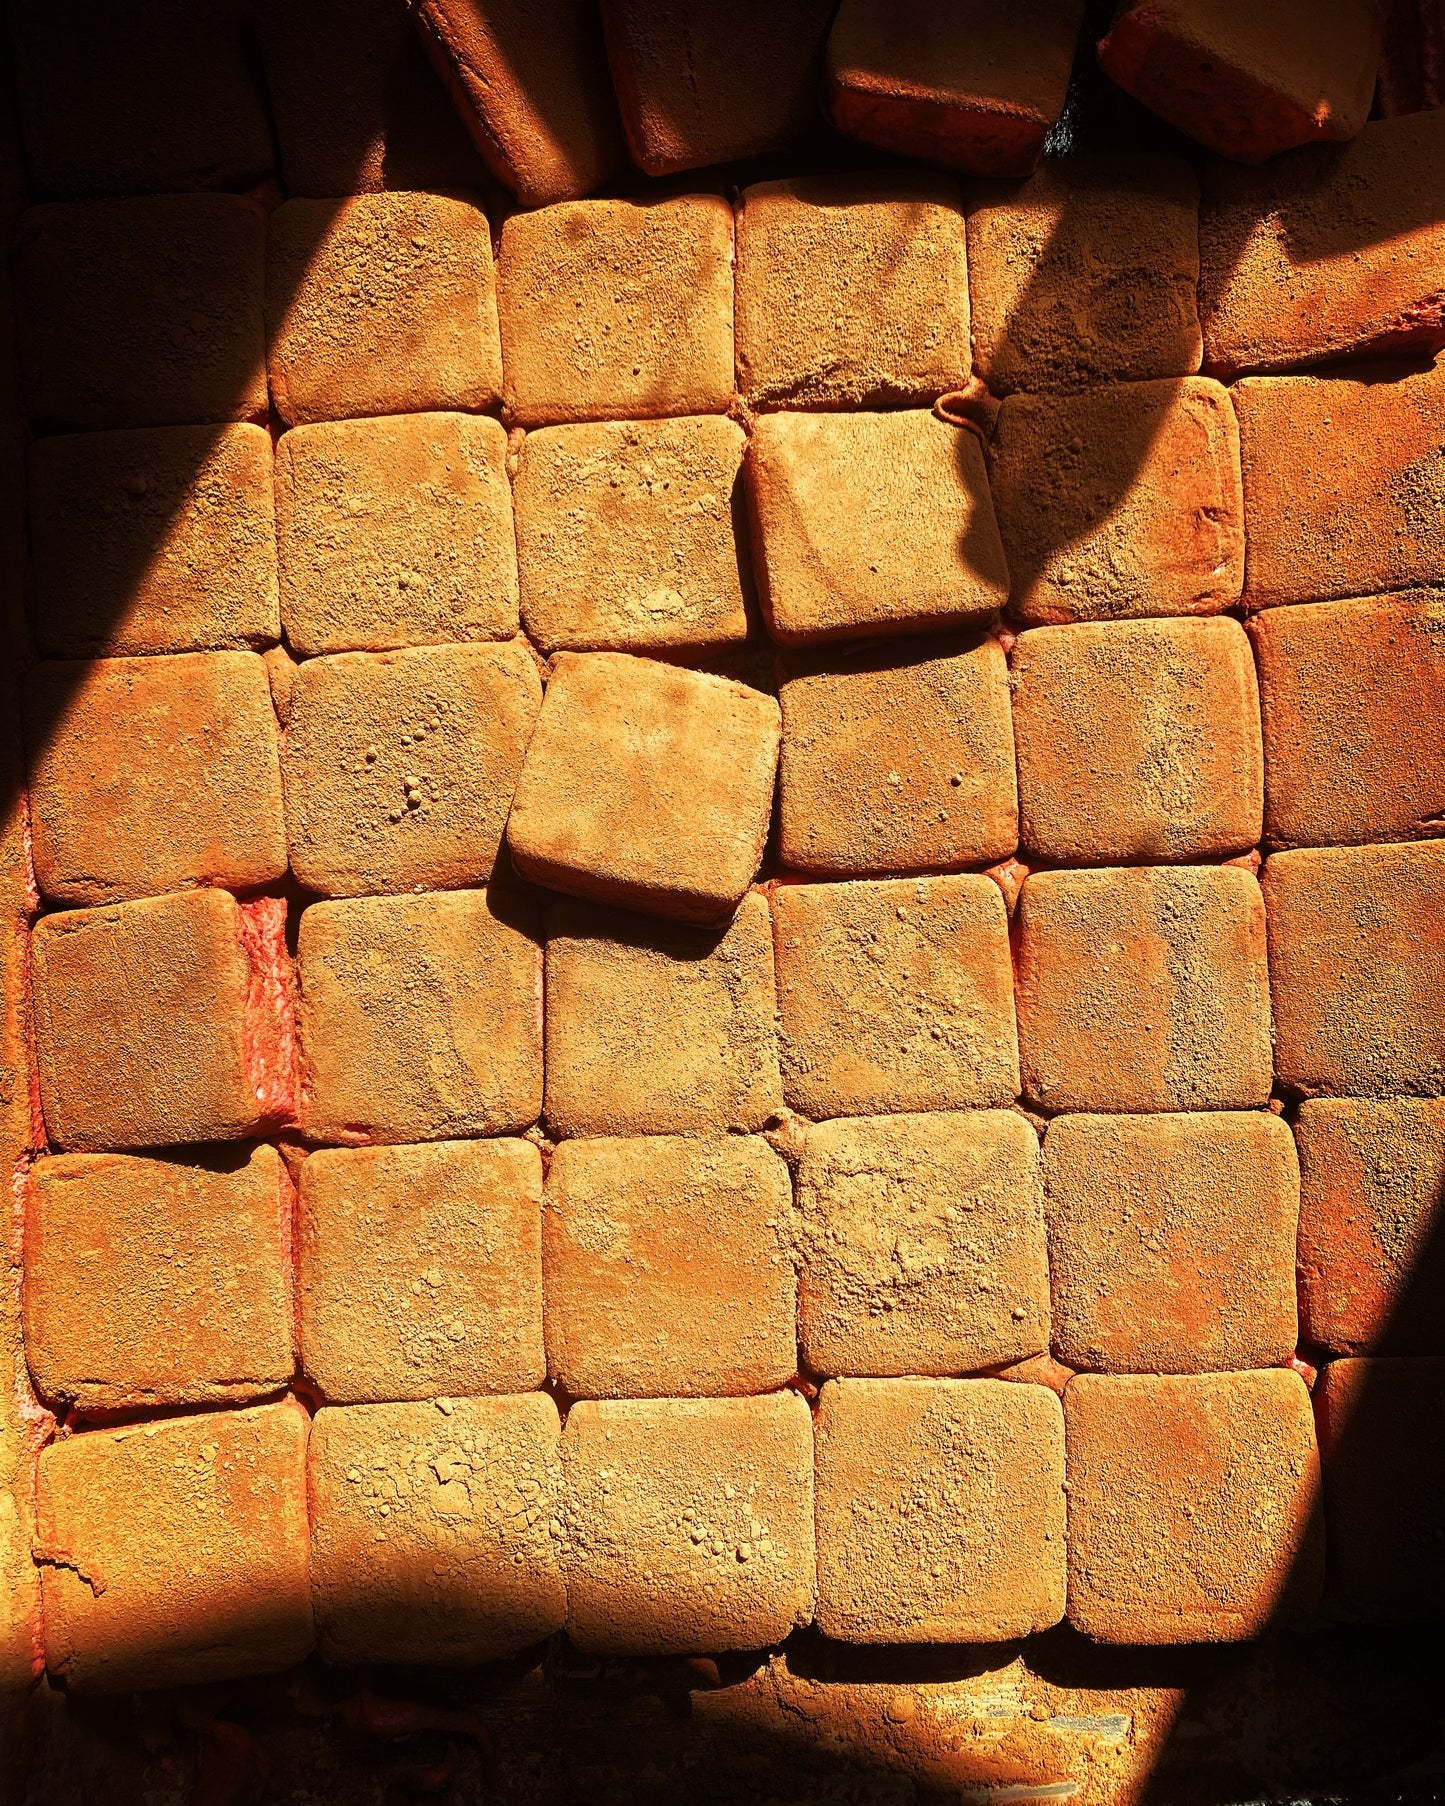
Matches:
[[507, 654, 779, 923], [543, 892, 782, 1139], [796, 1110, 1048, 1377], [298, 1138, 543, 1404], [543, 1135, 795, 1399], [275, 413, 518, 656], [309, 1395, 566, 1663], [814, 1377, 1065, 1642], [559, 1393, 815, 1654], [297, 887, 542, 1145], [1064, 1370, 1324, 1644], [266, 193, 502, 428], [283, 642, 541, 897], [35, 1400, 313, 1691], [1015, 866, 1273, 1114]]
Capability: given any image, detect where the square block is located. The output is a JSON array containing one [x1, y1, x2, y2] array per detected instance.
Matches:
[[797, 1110, 1048, 1377], [777, 633, 1018, 875], [283, 642, 542, 897], [26, 652, 286, 906], [297, 887, 542, 1145], [13, 194, 267, 431], [543, 1134, 795, 1398], [28, 424, 278, 657], [1016, 866, 1273, 1114], [1044, 1112, 1299, 1375], [299, 1138, 544, 1404], [309, 1395, 566, 1664], [558, 1393, 815, 1654], [543, 893, 782, 1139], [1262, 842, 1445, 1100], [734, 171, 971, 411], [1010, 617, 1263, 865], [275, 413, 519, 656], [497, 196, 734, 426], [772, 874, 1018, 1119], [35, 1400, 312, 1692], [967, 156, 1202, 396], [990, 377, 1244, 627], [514, 416, 748, 655], [745, 410, 1008, 645], [1065, 1371, 1323, 1644], [814, 1377, 1065, 1642], [507, 653, 779, 923], [22, 1144, 292, 1415], [266, 193, 503, 427]]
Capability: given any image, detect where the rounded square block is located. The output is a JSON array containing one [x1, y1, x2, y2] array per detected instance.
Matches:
[[1064, 1370, 1324, 1645], [275, 413, 519, 656], [815, 1377, 1065, 1643], [266, 193, 502, 428], [559, 1393, 815, 1655], [543, 892, 782, 1139], [297, 887, 542, 1145], [990, 377, 1244, 627], [35, 1400, 313, 1692], [309, 1394, 566, 1665], [772, 874, 1018, 1119], [746, 410, 1008, 645], [777, 633, 1018, 876], [543, 1134, 795, 1399], [514, 416, 749, 655], [22, 1144, 292, 1415], [26, 652, 286, 907], [797, 1110, 1048, 1378], [1016, 866, 1273, 1114], [508, 653, 779, 924], [1010, 617, 1263, 865], [298, 1138, 544, 1404], [497, 196, 734, 426], [283, 642, 542, 897]]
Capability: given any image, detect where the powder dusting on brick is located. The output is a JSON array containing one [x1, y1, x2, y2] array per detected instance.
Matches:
[[237, 895, 298, 1128]]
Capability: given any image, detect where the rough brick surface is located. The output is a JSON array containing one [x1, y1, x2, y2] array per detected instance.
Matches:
[[559, 1394, 815, 1654], [814, 1377, 1066, 1642], [1064, 1370, 1324, 1644]]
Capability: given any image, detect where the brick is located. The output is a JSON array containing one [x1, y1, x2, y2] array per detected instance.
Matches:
[[746, 410, 1008, 645], [1262, 842, 1445, 1100], [35, 1400, 313, 1691], [513, 417, 748, 655], [13, 195, 267, 431], [1064, 1370, 1324, 1644], [298, 1138, 544, 1403], [990, 377, 1244, 626], [1250, 593, 1445, 850], [796, 1110, 1049, 1377], [28, 424, 278, 658], [825, 0, 1083, 177], [275, 413, 518, 656], [777, 633, 1018, 876], [508, 654, 778, 924], [543, 892, 782, 1139], [26, 652, 286, 907], [559, 1394, 815, 1654], [1015, 866, 1273, 1114], [283, 642, 541, 897], [543, 1135, 794, 1399], [497, 197, 734, 426], [814, 1377, 1065, 1642], [296, 887, 542, 1145], [1010, 617, 1263, 864], [967, 156, 1202, 396], [266, 193, 502, 428], [309, 1395, 566, 1663]]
